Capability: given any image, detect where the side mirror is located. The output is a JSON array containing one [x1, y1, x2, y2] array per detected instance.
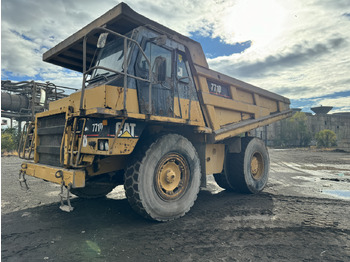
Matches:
[[178, 76, 190, 84], [97, 33, 109, 48]]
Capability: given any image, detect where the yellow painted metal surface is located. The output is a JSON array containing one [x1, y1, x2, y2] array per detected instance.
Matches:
[[23, 163, 85, 188], [49, 85, 139, 114], [215, 108, 242, 126], [205, 144, 225, 174], [236, 89, 254, 104], [201, 92, 271, 119], [173, 99, 205, 125], [84, 85, 139, 113], [48, 97, 70, 111], [48, 84, 205, 127], [192, 65, 291, 141], [80, 137, 139, 155], [259, 95, 278, 112], [36, 107, 67, 118], [214, 111, 292, 142]]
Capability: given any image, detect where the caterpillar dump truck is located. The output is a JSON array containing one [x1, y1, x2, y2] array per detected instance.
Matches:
[[19, 3, 291, 221]]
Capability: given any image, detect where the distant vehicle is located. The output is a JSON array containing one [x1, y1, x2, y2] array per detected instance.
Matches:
[[19, 2, 291, 221]]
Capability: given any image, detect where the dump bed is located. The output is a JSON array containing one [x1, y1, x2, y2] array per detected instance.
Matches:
[[193, 65, 291, 142], [43, 2, 291, 143]]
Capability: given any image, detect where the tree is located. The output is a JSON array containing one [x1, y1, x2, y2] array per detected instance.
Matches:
[[276, 112, 312, 147], [315, 129, 337, 148], [1, 128, 19, 153]]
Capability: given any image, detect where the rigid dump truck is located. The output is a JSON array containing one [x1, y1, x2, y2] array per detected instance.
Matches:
[[19, 2, 291, 221]]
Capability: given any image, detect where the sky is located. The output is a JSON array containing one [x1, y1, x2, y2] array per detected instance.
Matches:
[[1, 0, 350, 113]]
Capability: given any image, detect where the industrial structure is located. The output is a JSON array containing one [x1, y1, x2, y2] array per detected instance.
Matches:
[[1, 80, 77, 131], [254, 107, 350, 151]]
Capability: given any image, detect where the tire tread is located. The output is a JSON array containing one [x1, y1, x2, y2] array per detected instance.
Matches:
[[124, 134, 200, 221]]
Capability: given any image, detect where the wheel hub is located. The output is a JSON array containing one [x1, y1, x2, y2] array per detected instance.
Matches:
[[165, 170, 176, 183], [159, 162, 181, 192], [251, 157, 259, 174], [250, 152, 264, 180], [155, 153, 190, 200]]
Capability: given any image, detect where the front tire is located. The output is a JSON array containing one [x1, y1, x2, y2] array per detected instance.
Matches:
[[71, 173, 121, 199], [124, 134, 201, 221], [214, 137, 269, 194]]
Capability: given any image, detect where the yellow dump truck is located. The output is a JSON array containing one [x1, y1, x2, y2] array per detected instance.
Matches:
[[19, 3, 291, 221]]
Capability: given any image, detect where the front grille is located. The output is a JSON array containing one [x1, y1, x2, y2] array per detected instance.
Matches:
[[37, 113, 65, 166]]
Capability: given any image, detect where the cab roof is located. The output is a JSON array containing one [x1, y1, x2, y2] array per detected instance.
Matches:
[[43, 2, 208, 72]]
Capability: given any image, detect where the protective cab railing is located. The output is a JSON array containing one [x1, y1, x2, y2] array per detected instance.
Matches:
[[80, 27, 153, 115]]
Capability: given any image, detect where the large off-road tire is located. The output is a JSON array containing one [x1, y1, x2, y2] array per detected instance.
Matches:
[[71, 173, 120, 199], [124, 134, 201, 221], [214, 137, 269, 194]]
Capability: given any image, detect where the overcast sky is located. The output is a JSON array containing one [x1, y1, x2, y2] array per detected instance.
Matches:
[[1, 0, 350, 113]]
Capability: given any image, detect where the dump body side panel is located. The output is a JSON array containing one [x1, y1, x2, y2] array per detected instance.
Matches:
[[193, 65, 291, 141]]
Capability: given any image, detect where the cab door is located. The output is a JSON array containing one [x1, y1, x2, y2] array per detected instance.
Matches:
[[135, 41, 174, 117], [174, 51, 199, 120]]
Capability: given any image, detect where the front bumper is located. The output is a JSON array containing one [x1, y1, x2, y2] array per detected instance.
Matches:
[[21, 162, 85, 188]]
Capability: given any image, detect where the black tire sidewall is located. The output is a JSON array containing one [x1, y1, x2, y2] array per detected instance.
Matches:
[[243, 138, 269, 193], [139, 134, 201, 220]]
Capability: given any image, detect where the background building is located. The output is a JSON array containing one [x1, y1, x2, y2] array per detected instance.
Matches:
[[254, 106, 350, 151]]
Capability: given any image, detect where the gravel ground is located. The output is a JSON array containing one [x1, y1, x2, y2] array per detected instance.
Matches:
[[2, 148, 350, 261]]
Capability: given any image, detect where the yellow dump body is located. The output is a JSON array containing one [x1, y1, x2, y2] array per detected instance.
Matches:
[[43, 2, 291, 145], [193, 65, 291, 142]]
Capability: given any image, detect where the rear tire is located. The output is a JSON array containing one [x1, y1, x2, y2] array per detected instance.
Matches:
[[214, 137, 269, 194], [124, 134, 201, 221]]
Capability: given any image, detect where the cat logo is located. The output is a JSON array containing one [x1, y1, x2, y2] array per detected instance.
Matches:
[[116, 122, 136, 138]]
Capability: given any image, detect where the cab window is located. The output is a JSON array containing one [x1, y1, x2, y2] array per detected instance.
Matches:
[[138, 42, 172, 81], [176, 53, 189, 82]]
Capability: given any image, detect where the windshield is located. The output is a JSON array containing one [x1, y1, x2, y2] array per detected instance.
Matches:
[[91, 32, 132, 79]]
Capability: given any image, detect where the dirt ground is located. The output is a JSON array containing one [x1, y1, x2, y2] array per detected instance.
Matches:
[[2, 148, 350, 262]]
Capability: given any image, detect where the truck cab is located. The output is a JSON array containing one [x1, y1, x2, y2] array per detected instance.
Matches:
[[87, 26, 203, 121]]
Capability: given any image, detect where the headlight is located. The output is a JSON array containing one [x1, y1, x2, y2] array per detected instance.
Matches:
[[98, 139, 109, 151]]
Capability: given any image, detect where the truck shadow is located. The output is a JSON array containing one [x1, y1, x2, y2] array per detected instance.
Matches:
[[1, 190, 275, 261], [2, 189, 276, 233]]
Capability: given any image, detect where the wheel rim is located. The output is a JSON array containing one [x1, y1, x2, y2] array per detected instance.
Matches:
[[155, 152, 190, 201], [250, 151, 264, 180]]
